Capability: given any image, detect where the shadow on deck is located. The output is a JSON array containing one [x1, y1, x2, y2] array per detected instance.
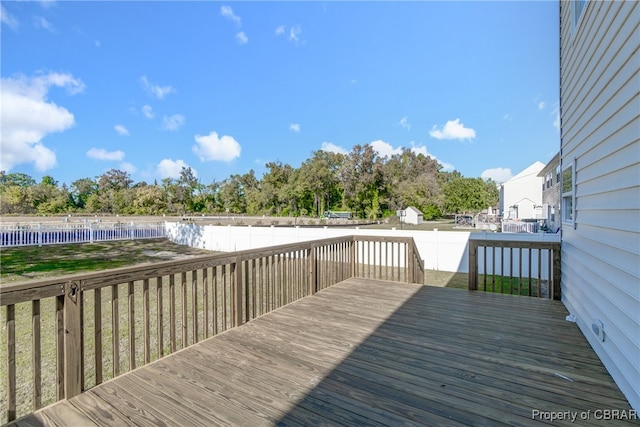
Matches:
[[10, 278, 636, 426]]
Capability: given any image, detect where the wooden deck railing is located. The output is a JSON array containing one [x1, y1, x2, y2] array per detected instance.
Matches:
[[0, 235, 423, 423], [468, 238, 561, 300]]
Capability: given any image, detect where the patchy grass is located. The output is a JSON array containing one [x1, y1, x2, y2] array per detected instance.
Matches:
[[425, 269, 469, 289], [1, 239, 214, 284]]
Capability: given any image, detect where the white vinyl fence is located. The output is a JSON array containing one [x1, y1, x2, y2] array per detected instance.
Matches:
[[165, 222, 560, 275], [0, 222, 166, 247]]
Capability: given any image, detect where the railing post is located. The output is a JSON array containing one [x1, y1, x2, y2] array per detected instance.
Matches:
[[308, 245, 317, 295], [407, 240, 415, 284], [469, 241, 478, 291], [64, 280, 82, 399], [553, 243, 561, 300], [350, 238, 356, 278], [233, 256, 243, 327]]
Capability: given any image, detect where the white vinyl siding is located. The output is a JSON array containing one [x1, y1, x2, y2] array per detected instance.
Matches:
[[559, 0, 640, 411]]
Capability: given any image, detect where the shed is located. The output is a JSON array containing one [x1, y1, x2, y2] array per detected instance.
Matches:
[[400, 207, 423, 225]]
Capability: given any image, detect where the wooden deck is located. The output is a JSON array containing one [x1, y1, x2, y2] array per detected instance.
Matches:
[[10, 278, 636, 426]]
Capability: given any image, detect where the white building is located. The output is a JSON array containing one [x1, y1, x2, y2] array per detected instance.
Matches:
[[498, 161, 544, 220], [559, 0, 639, 410], [400, 207, 423, 225]]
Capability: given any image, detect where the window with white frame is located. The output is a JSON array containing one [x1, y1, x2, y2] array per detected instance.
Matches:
[[562, 162, 575, 223]]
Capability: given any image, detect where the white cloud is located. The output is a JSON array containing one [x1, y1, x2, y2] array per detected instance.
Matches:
[[275, 25, 285, 36], [538, 101, 546, 110], [235, 31, 248, 44], [161, 114, 185, 131], [289, 25, 302, 44], [156, 159, 194, 179], [289, 123, 300, 133], [87, 148, 125, 161], [481, 167, 513, 184], [193, 131, 241, 162], [0, 72, 84, 172], [114, 124, 130, 136], [370, 140, 402, 158], [399, 116, 411, 131], [119, 162, 137, 174], [140, 75, 175, 99], [37, 0, 56, 8], [141, 104, 154, 119], [1, 5, 19, 30], [220, 5, 241, 26], [34, 16, 54, 32], [320, 142, 348, 155], [429, 118, 476, 141]]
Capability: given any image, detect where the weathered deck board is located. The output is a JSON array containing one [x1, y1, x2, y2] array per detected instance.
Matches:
[[10, 278, 637, 426]]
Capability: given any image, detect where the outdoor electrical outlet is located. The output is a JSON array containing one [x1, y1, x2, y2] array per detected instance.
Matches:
[[592, 319, 605, 342]]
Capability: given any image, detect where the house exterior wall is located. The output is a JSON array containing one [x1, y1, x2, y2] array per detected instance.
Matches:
[[559, 0, 639, 410], [499, 162, 545, 220], [539, 153, 561, 231]]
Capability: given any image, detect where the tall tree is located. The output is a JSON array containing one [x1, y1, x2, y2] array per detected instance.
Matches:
[[0, 172, 37, 188], [298, 150, 344, 216], [339, 144, 384, 219], [443, 177, 498, 214], [70, 178, 98, 210]]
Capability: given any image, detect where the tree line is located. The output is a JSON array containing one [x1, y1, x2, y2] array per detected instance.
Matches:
[[0, 144, 498, 219]]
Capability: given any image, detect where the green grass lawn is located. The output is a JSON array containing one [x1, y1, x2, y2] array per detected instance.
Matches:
[[1, 239, 214, 284]]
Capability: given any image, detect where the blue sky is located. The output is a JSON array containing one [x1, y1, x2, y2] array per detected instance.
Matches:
[[1, 1, 560, 187]]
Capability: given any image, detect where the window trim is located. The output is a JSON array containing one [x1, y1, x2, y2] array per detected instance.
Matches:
[[571, 0, 587, 37], [561, 158, 576, 228]]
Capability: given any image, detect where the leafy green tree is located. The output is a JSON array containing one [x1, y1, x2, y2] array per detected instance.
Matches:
[[443, 177, 498, 214], [381, 149, 443, 218], [132, 183, 166, 214], [0, 172, 37, 188], [339, 144, 384, 218], [0, 184, 34, 214], [70, 178, 98, 210], [298, 150, 344, 216]]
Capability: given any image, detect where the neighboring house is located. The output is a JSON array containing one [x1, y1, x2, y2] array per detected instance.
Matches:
[[559, 0, 639, 410], [498, 161, 544, 220], [537, 152, 561, 232], [400, 206, 423, 225]]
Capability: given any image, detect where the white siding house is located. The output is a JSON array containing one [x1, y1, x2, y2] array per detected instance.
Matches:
[[559, 0, 639, 410], [400, 207, 424, 225], [498, 161, 544, 220], [538, 152, 561, 232]]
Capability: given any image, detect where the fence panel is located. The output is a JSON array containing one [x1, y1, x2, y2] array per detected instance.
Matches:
[[0, 222, 166, 248]]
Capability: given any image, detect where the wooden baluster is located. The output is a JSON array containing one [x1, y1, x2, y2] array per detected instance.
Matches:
[[64, 281, 82, 398], [169, 274, 176, 353], [157, 277, 163, 358], [181, 272, 187, 348], [94, 288, 102, 386], [6, 304, 16, 422], [32, 300, 42, 410], [203, 268, 209, 338], [128, 281, 135, 370], [143, 279, 150, 364], [111, 285, 119, 377]]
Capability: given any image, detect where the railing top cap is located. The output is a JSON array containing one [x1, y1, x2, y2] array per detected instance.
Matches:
[[469, 232, 560, 243]]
